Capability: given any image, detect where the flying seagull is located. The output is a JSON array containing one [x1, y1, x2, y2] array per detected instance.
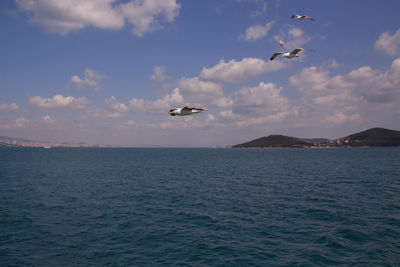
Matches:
[[269, 48, 314, 61], [169, 106, 206, 116], [291, 14, 315, 21], [279, 40, 285, 46]]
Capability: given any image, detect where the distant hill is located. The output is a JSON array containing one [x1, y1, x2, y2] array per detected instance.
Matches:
[[233, 128, 400, 148], [299, 138, 329, 144], [233, 134, 313, 148], [339, 127, 400, 147]]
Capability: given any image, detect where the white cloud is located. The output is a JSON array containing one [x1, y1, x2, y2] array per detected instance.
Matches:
[[15, 0, 124, 35], [126, 120, 135, 126], [15, 0, 181, 36], [70, 68, 107, 91], [179, 77, 222, 94], [205, 114, 216, 122], [250, 1, 267, 18], [274, 26, 311, 50], [288, 27, 303, 38], [16, 117, 29, 128], [289, 65, 361, 124], [150, 65, 168, 81], [348, 58, 400, 104], [142, 56, 287, 113], [178, 77, 232, 107], [200, 57, 286, 83], [219, 109, 241, 121], [0, 117, 29, 129], [131, 76, 230, 114], [85, 96, 128, 119], [128, 98, 146, 112], [42, 115, 55, 124], [30, 95, 89, 109], [86, 108, 122, 118], [105, 96, 129, 113], [243, 21, 274, 41], [232, 82, 289, 113], [154, 115, 212, 131], [150, 65, 173, 90], [0, 102, 19, 113], [129, 87, 183, 113], [289, 66, 353, 95], [214, 82, 295, 128], [288, 57, 400, 126], [375, 28, 400, 56], [119, 0, 181, 37], [324, 111, 361, 125]]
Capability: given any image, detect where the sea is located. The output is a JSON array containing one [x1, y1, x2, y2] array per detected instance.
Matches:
[[0, 147, 399, 266]]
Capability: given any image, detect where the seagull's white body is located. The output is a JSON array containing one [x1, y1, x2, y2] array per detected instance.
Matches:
[[291, 14, 315, 21], [169, 106, 205, 116], [270, 48, 306, 61]]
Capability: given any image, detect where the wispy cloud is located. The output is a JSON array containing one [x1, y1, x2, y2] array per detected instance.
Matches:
[[200, 57, 286, 83], [0, 117, 29, 129], [42, 115, 55, 124], [273, 26, 312, 50], [85, 96, 128, 119], [69, 68, 107, 92], [105, 96, 129, 113], [242, 21, 274, 41], [30, 95, 89, 109], [129, 88, 183, 113], [150, 65, 174, 91], [0, 102, 19, 113], [151, 66, 169, 81]]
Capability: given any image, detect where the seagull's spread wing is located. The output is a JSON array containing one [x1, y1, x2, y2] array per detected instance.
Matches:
[[183, 106, 205, 111], [291, 14, 298, 19], [305, 15, 315, 21], [270, 52, 283, 61], [182, 106, 193, 111], [289, 48, 304, 56]]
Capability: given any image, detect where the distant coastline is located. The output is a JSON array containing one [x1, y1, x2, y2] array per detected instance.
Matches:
[[2, 127, 400, 149], [0, 136, 112, 148], [232, 128, 400, 148]]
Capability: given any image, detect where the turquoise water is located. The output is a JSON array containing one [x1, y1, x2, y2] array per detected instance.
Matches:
[[0, 147, 399, 266]]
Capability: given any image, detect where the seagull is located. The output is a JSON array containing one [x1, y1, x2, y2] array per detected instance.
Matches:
[[169, 106, 206, 116], [279, 40, 285, 46], [291, 14, 315, 21], [269, 48, 314, 61]]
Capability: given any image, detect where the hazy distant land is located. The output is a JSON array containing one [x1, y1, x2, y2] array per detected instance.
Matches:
[[1, 127, 400, 148], [233, 128, 400, 148], [0, 136, 112, 148]]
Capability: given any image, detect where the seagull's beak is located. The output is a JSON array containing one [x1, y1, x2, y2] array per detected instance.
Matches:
[[168, 112, 172, 115]]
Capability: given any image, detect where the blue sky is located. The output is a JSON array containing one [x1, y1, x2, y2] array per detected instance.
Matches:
[[1, 0, 400, 147]]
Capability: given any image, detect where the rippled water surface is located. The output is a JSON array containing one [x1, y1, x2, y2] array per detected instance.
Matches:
[[1, 147, 399, 266]]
